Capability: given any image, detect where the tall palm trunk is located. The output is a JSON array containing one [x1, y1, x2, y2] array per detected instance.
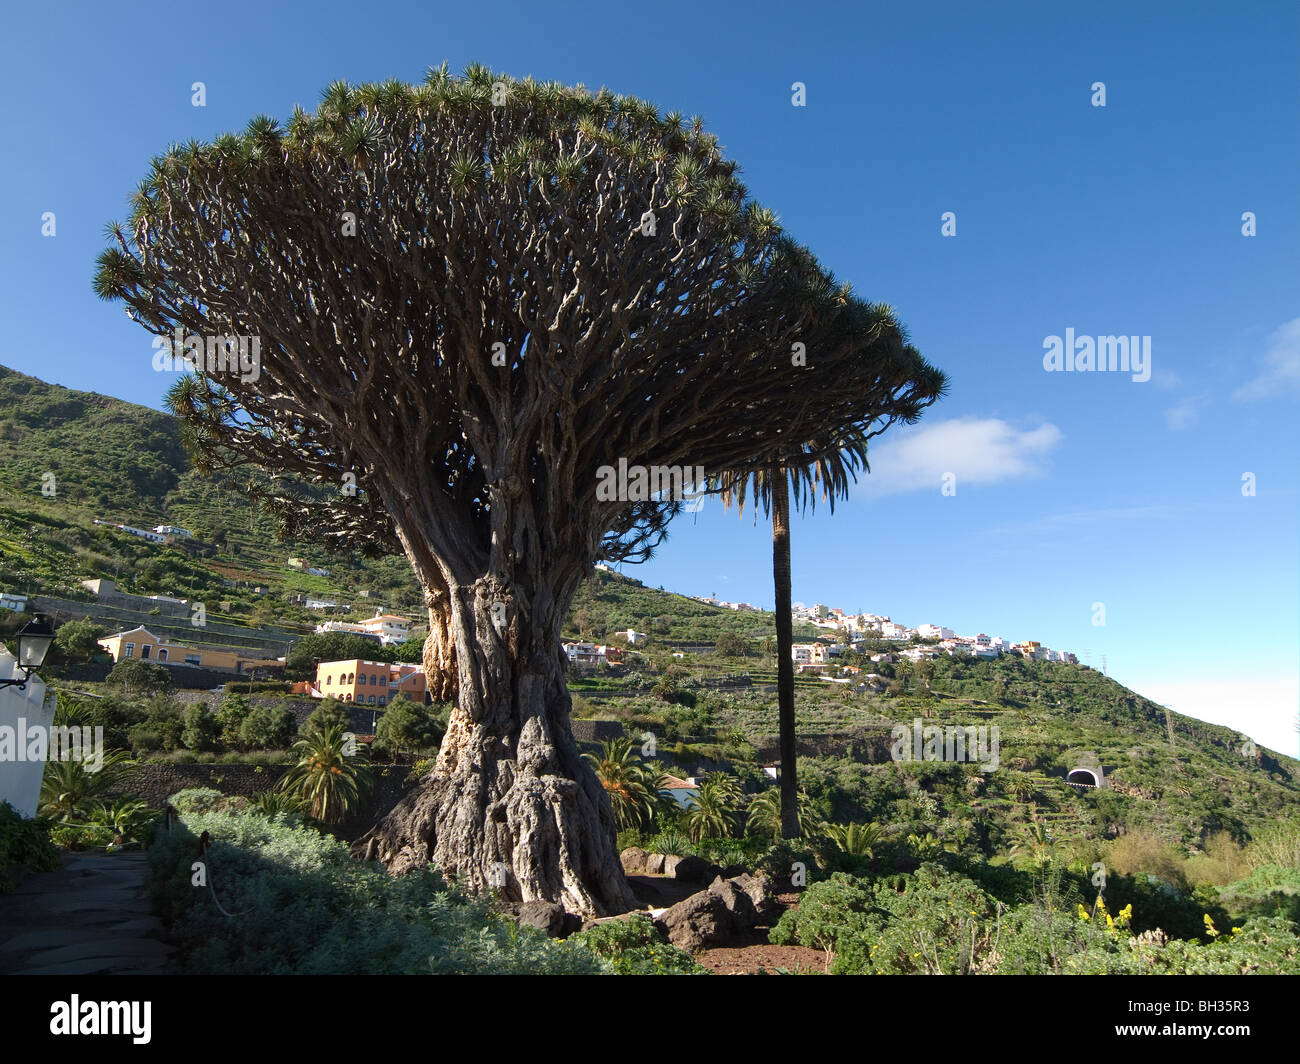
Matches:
[[771, 470, 800, 839]]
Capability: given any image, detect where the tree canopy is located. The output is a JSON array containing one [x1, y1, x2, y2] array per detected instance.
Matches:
[[94, 64, 942, 621], [93, 65, 946, 914]]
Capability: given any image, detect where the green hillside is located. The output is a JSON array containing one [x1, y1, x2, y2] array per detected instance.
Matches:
[[0, 363, 819, 647], [0, 364, 423, 630], [3, 362, 1298, 868]]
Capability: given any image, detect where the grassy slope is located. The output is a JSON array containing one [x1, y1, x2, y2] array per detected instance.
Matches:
[[3, 363, 1298, 850]]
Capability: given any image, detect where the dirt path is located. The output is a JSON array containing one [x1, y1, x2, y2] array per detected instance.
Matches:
[[695, 943, 829, 974], [0, 851, 176, 975]]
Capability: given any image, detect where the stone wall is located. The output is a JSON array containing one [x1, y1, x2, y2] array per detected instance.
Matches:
[[570, 719, 625, 745], [57, 661, 245, 689]]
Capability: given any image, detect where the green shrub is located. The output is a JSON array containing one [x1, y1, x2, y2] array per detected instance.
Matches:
[[86, 798, 156, 846], [302, 699, 351, 737], [770, 871, 876, 953], [571, 914, 708, 974], [214, 693, 252, 746], [168, 788, 230, 815], [1066, 916, 1300, 974], [647, 832, 690, 857], [1217, 864, 1300, 926], [249, 792, 307, 821], [147, 808, 602, 974], [373, 697, 444, 756], [0, 802, 60, 891], [181, 703, 218, 751], [772, 864, 1001, 974], [238, 704, 295, 749], [49, 823, 116, 850], [107, 658, 172, 698]]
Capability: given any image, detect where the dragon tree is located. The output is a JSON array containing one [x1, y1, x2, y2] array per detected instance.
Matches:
[[94, 64, 945, 915]]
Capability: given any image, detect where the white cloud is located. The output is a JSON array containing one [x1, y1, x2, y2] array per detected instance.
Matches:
[[1235, 317, 1300, 400], [1151, 368, 1184, 390], [1164, 392, 1209, 430], [1128, 676, 1299, 757], [859, 417, 1062, 497]]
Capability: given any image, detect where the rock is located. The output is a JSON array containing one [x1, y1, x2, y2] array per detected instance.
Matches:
[[655, 873, 771, 951], [729, 871, 777, 921], [707, 878, 755, 924], [655, 889, 736, 951], [645, 853, 667, 875], [669, 855, 717, 883], [515, 901, 581, 938], [661, 854, 682, 877], [620, 847, 650, 874]]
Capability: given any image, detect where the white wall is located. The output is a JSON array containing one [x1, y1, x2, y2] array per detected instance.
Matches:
[[0, 646, 58, 818]]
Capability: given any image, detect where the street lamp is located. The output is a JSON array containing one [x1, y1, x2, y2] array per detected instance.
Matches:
[[1, 615, 55, 690]]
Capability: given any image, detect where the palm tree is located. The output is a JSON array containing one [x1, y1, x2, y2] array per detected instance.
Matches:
[[711, 300, 944, 841], [822, 820, 889, 858], [277, 724, 373, 825], [746, 786, 821, 839], [582, 737, 658, 830], [1006, 772, 1040, 805], [905, 831, 946, 860], [39, 750, 132, 821], [684, 776, 743, 843], [1013, 819, 1055, 867]]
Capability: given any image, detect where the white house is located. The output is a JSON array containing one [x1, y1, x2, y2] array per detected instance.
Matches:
[[117, 525, 166, 543], [563, 642, 605, 665], [356, 610, 412, 644], [917, 624, 954, 641], [791, 643, 828, 665], [315, 620, 382, 641], [0, 593, 28, 612], [153, 525, 192, 538], [624, 629, 648, 646]]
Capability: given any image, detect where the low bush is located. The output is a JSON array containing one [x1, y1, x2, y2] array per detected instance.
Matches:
[[1217, 864, 1300, 926], [147, 807, 604, 974], [769, 862, 1300, 974], [0, 802, 60, 890], [49, 823, 117, 851], [571, 914, 707, 974]]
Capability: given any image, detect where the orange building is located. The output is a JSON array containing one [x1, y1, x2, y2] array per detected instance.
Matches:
[[314, 658, 428, 705]]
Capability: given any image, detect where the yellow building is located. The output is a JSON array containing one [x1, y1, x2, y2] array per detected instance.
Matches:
[[315, 658, 428, 705], [97, 626, 282, 674]]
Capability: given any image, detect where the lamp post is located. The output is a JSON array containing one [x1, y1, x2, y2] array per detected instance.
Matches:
[[1, 615, 55, 690]]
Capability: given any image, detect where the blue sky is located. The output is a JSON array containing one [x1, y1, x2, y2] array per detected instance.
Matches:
[[1, 0, 1296, 753]]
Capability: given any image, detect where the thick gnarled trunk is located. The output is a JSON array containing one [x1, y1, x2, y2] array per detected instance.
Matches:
[[354, 574, 636, 917]]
